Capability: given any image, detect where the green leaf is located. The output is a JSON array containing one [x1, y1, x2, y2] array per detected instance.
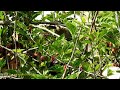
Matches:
[[81, 16, 86, 23], [12, 49, 24, 53], [16, 28, 27, 36], [17, 21, 27, 30], [104, 36, 115, 44], [107, 69, 114, 76], [0, 11, 4, 20], [116, 70, 120, 73], [65, 21, 77, 35], [31, 74, 48, 79], [82, 62, 91, 71], [0, 59, 6, 68], [95, 64, 100, 71], [99, 30, 107, 39], [49, 64, 63, 73], [0, 28, 2, 36], [32, 11, 42, 20], [41, 62, 46, 67], [101, 47, 106, 53], [59, 11, 72, 20], [32, 28, 43, 34], [79, 35, 84, 40], [83, 40, 91, 44], [7, 70, 17, 74], [101, 23, 110, 28], [72, 58, 81, 67], [67, 73, 77, 79]]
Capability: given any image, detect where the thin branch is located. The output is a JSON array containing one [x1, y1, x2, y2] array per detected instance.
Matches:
[[13, 12, 17, 53], [90, 11, 99, 34], [32, 67, 42, 75], [115, 11, 120, 33], [74, 11, 76, 19], [90, 11, 99, 79], [28, 31, 36, 43], [84, 11, 99, 79], [0, 45, 14, 54], [13, 11, 18, 69], [53, 11, 56, 21], [61, 27, 81, 79], [3, 12, 10, 69], [42, 11, 44, 20], [85, 11, 99, 53], [22, 47, 38, 54]]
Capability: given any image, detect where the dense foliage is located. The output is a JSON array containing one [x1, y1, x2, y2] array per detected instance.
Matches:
[[0, 11, 120, 79]]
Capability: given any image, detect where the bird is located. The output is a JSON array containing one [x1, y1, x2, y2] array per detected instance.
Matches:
[[46, 22, 72, 41]]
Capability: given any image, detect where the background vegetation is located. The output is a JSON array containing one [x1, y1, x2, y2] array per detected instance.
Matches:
[[0, 11, 120, 79]]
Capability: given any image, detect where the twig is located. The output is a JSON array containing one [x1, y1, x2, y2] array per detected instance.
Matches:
[[28, 32, 36, 43], [84, 11, 99, 79], [0, 44, 14, 53], [13, 11, 18, 69], [61, 27, 81, 79], [22, 47, 38, 54], [90, 11, 99, 79], [32, 67, 42, 75], [90, 11, 99, 34], [115, 11, 120, 33]]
